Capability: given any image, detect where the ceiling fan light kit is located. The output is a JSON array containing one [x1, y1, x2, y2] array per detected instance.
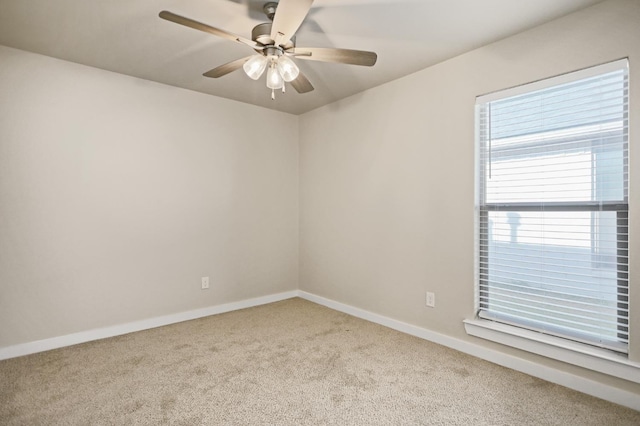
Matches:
[[242, 45, 300, 99], [159, 0, 377, 100]]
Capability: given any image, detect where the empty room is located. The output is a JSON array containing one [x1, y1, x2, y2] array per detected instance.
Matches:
[[1, 0, 639, 424]]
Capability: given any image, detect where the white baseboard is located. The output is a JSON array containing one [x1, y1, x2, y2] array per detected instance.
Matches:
[[0, 290, 298, 361], [297, 291, 640, 412]]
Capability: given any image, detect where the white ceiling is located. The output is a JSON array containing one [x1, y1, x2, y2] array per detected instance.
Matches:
[[0, 0, 603, 115]]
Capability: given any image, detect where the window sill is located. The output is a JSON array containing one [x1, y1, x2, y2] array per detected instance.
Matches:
[[463, 318, 640, 384]]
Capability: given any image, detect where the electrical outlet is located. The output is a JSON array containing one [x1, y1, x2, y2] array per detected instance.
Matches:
[[201, 277, 209, 290], [426, 291, 435, 308]]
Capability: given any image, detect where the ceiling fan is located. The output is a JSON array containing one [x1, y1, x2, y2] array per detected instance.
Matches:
[[159, 0, 377, 99]]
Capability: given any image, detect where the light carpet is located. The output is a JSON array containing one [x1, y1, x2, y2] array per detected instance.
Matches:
[[1, 298, 639, 425]]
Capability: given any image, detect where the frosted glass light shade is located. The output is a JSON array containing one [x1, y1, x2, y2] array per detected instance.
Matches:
[[277, 56, 299, 82], [266, 64, 284, 89], [243, 55, 268, 80]]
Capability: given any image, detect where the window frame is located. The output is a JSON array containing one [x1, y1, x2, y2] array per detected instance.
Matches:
[[471, 59, 632, 361]]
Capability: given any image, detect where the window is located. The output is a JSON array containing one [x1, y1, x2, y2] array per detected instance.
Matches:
[[475, 60, 629, 353]]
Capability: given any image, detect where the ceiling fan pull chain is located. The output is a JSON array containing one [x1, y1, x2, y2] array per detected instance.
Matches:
[[271, 89, 275, 100]]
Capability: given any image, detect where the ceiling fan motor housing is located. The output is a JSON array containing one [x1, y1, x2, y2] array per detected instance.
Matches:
[[252, 22, 295, 50]]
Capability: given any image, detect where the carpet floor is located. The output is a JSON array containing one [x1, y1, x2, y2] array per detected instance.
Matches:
[[1, 298, 639, 425]]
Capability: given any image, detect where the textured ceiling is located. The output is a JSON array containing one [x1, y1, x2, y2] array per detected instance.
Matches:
[[0, 0, 603, 114]]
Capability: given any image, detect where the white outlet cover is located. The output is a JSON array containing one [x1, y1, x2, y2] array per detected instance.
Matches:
[[201, 277, 210, 289], [426, 292, 435, 308]]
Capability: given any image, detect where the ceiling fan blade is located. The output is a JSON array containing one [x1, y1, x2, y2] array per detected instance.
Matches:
[[292, 47, 377, 66], [159, 11, 258, 48], [290, 72, 314, 94], [270, 0, 314, 46], [203, 56, 253, 78]]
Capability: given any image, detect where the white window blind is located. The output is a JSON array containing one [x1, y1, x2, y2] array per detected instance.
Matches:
[[476, 59, 629, 353]]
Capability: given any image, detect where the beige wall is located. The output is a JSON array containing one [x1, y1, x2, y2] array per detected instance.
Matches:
[[299, 0, 640, 396], [0, 45, 299, 347], [1, 0, 638, 400]]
